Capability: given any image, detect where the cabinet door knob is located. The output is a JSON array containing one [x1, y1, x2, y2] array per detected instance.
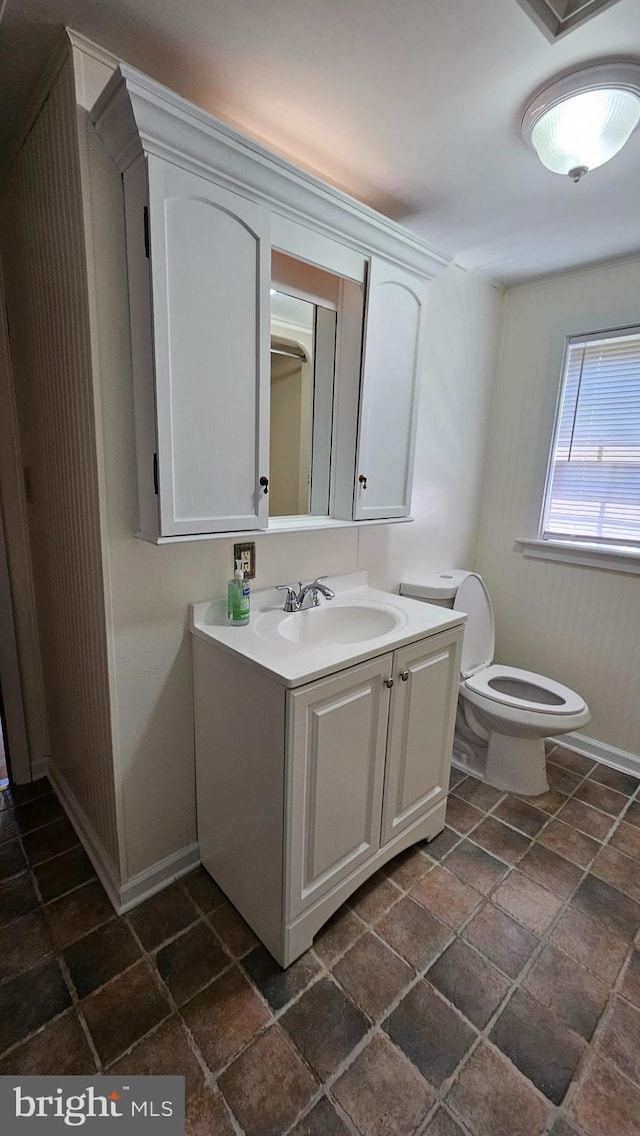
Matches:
[[400, 670, 409, 681], [358, 474, 367, 490], [259, 476, 269, 495], [384, 676, 394, 688]]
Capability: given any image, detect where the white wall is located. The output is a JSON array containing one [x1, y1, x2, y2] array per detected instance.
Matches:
[[0, 55, 121, 872], [74, 42, 504, 881], [0, 263, 48, 780], [477, 256, 640, 761]]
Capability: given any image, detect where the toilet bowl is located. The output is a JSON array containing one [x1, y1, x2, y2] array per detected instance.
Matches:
[[399, 571, 590, 796]]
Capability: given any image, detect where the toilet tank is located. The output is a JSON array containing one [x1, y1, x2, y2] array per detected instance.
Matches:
[[399, 570, 471, 608]]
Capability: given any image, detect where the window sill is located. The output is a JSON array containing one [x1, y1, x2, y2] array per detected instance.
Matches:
[[516, 538, 640, 576]]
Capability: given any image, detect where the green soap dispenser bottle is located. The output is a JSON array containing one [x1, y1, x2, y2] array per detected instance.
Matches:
[[228, 560, 250, 625]]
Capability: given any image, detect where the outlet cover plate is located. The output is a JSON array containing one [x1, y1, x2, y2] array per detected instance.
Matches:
[[234, 542, 256, 580]]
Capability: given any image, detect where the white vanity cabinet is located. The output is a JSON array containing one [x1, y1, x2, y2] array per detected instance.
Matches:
[[91, 64, 447, 541], [192, 620, 462, 967]]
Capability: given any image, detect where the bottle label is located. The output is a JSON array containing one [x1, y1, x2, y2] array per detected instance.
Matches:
[[228, 580, 250, 623]]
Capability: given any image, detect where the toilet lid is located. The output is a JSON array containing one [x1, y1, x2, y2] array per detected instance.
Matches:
[[456, 574, 495, 678]]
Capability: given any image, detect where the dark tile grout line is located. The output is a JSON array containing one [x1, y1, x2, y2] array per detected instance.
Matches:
[[542, 762, 640, 1129], [278, 808, 529, 1136], [4, 760, 640, 1136], [105, 876, 420, 1134], [56, 937, 104, 1074], [200, 879, 413, 1131], [2, 838, 231, 1063], [287, 793, 552, 1136], [456, 747, 637, 868], [0, 766, 609, 1089], [207, 757, 635, 1135], [433, 751, 640, 1135], [297, 750, 640, 1136], [5, 817, 482, 1136], [109, 903, 245, 1136], [0, 772, 622, 949], [1, 787, 95, 921], [1, 817, 77, 860], [173, 846, 455, 1132], [0, 744, 602, 923], [561, 928, 639, 1129], [155, 883, 415, 1135]]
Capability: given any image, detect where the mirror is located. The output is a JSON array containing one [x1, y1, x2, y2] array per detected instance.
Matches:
[[269, 253, 339, 518], [269, 292, 315, 517]]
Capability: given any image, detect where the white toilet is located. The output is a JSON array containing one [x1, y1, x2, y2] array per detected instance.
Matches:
[[399, 571, 591, 796]]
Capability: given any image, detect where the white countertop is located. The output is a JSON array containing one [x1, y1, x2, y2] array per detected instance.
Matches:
[[189, 572, 466, 688]]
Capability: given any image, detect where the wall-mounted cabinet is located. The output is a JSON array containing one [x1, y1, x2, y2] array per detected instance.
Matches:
[[92, 65, 448, 542], [126, 156, 270, 536]]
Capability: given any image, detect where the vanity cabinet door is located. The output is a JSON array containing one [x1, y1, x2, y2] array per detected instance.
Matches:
[[354, 257, 427, 520], [381, 628, 461, 846], [143, 156, 271, 536], [286, 655, 392, 919]]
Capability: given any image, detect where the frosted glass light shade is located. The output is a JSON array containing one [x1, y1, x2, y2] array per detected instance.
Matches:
[[521, 61, 640, 180], [531, 88, 640, 175]]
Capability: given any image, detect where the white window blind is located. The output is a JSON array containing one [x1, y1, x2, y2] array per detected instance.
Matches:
[[542, 327, 640, 548]]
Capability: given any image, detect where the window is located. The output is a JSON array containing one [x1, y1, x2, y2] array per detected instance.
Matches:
[[541, 326, 640, 550]]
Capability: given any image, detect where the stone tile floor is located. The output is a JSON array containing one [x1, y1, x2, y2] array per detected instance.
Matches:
[[2, 745, 640, 1135]]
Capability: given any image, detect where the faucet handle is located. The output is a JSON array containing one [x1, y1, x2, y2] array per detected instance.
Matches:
[[276, 584, 299, 612], [307, 575, 335, 601]]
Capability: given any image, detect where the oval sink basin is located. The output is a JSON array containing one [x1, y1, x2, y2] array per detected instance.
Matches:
[[275, 604, 402, 645]]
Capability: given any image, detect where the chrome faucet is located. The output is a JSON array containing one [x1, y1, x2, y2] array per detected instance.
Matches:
[[276, 576, 336, 612], [297, 576, 336, 609]]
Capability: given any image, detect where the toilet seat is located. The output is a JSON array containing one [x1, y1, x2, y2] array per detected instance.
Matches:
[[463, 664, 586, 716]]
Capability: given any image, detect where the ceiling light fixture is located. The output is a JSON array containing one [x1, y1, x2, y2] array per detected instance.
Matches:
[[521, 60, 640, 182]]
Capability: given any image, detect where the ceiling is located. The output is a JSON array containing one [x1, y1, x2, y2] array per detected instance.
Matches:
[[1, 0, 640, 285]]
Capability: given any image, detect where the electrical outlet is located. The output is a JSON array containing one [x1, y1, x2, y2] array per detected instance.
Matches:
[[233, 541, 256, 580]]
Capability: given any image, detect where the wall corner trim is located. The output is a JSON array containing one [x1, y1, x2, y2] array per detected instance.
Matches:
[[117, 844, 201, 913], [30, 756, 51, 782], [47, 759, 200, 913]]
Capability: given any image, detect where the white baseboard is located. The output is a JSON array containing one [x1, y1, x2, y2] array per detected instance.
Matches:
[[46, 760, 200, 914], [46, 761, 122, 911], [551, 732, 640, 779]]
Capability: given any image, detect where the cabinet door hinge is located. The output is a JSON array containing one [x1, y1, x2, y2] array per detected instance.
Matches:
[[153, 452, 158, 495], [143, 206, 150, 259]]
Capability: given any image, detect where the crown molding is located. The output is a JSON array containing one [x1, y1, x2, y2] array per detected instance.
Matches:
[[92, 63, 450, 280], [66, 27, 119, 70]]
